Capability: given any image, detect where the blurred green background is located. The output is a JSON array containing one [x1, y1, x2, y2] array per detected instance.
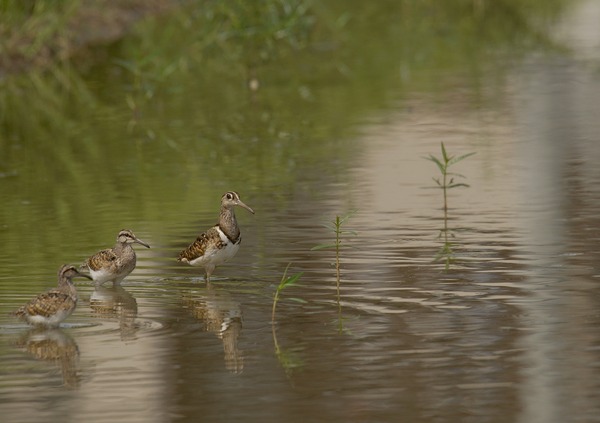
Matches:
[[0, 0, 569, 282]]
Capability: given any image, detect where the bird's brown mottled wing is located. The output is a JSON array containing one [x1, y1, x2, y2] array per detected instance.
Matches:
[[18, 290, 75, 318], [85, 249, 117, 271], [178, 227, 220, 262]]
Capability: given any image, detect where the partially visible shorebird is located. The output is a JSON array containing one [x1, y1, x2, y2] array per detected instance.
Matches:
[[178, 191, 254, 283], [14, 264, 92, 328], [81, 229, 150, 286]]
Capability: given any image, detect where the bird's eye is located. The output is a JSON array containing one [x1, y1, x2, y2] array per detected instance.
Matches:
[[226, 193, 233, 200]]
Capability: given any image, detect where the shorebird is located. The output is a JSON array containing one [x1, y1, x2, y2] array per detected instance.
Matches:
[[81, 229, 150, 285], [178, 191, 254, 283], [14, 264, 92, 327]]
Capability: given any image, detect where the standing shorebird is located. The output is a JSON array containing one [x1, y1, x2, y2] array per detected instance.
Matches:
[[178, 191, 255, 283], [14, 265, 92, 327], [81, 229, 150, 286]]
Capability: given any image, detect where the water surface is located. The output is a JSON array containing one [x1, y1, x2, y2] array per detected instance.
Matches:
[[1, 1, 600, 422]]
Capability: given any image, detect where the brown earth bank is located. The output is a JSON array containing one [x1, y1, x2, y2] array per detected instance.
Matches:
[[0, 0, 181, 77]]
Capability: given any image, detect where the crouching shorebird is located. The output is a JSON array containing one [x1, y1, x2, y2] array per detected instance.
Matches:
[[14, 265, 92, 328], [178, 191, 254, 283], [81, 229, 150, 286]]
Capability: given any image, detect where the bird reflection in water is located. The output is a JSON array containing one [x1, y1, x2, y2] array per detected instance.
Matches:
[[16, 328, 80, 389], [90, 285, 138, 340], [182, 285, 243, 373]]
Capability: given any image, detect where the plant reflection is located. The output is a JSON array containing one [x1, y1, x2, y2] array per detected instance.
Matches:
[[271, 264, 305, 378], [435, 207, 456, 270], [16, 328, 80, 389], [271, 323, 304, 380], [90, 285, 138, 340], [182, 286, 243, 373]]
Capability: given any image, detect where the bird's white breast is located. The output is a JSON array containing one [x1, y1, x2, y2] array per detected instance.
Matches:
[[188, 227, 240, 267], [26, 308, 74, 327], [89, 268, 115, 284]]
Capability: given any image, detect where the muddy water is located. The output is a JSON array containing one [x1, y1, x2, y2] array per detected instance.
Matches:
[[1, 1, 600, 422]]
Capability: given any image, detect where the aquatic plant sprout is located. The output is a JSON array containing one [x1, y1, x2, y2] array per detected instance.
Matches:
[[271, 263, 304, 324], [425, 142, 475, 269], [312, 211, 357, 331]]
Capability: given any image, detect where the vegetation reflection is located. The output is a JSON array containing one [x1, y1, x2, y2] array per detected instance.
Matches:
[[271, 263, 304, 375]]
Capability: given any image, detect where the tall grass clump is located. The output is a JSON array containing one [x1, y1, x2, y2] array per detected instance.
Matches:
[[0, 1, 79, 71]]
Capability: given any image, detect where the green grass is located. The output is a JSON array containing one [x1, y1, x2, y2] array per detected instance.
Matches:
[[312, 211, 357, 332], [271, 263, 304, 324], [425, 142, 475, 270], [271, 263, 305, 375], [0, 1, 78, 71], [425, 142, 475, 212]]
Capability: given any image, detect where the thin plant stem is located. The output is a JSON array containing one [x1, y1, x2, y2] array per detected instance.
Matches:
[[271, 288, 280, 324], [424, 142, 475, 270], [271, 263, 303, 324], [311, 210, 357, 333], [443, 170, 448, 212], [335, 216, 342, 331], [271, 263, 290, 324]]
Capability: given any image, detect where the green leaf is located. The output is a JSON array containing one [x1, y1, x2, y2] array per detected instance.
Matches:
[[446, 171, 466, 178], [321, 222, 337, 231], [441, 142, 449, 163], [447, 183, 470, 189], [311, 243, 337, 251], [281, 272, 303, 288], [339, 210, 357, 225], [287, 297, 308, 304], [425, 154, 445, 173], [448, 151, 476, 166]]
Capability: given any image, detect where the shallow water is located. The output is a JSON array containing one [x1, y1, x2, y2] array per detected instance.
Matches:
[[1, 1, 600, 422]]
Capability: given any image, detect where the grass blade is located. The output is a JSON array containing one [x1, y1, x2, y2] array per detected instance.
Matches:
[[311, 243, 337, 251], [282, 272, 303, 288]]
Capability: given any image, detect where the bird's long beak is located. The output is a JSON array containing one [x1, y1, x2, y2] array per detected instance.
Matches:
[[238, 200, 255, 214], [135, 237, 151, 248], [76, 270, 93, 281]]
